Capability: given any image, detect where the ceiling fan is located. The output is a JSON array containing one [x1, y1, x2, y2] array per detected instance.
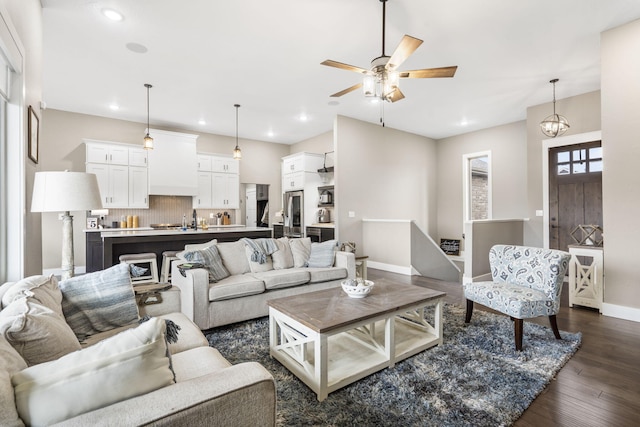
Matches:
[[321, 0, 457, 103]]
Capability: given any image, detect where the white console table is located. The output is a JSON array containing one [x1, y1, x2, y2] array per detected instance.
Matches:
[[568, 245, 603, 313]]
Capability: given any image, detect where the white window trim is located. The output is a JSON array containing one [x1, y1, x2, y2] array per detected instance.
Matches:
[[462, 150, 492, 222]]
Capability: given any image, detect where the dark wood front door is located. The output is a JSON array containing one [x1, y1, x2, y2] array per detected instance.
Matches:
[[549, 141, 603, 251]]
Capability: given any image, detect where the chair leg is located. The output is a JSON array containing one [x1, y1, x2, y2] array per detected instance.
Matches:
[[514, 318, 523, 351], [549, 315, 562, 340], [465, 299, 473, 323]]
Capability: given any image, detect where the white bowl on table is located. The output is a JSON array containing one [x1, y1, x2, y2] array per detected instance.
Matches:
[[341, 279, 375, 298]]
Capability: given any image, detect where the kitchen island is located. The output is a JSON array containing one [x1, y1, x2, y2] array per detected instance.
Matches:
[[86, 226, 272, 273]]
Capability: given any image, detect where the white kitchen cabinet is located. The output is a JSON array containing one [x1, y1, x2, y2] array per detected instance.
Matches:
[[212, 155, 239, 174], [85, 139, 149, 208], [282, 171, 305, 192], [129, 148, 148, 167], [194, 172, 239, 209], [128, 166, 149, 208], [194, 172, 213, 208], [197, 155, 213, 171], [86, 163, 129, 208], [282, 152, 324, 174], [86, 142, 129, 165]]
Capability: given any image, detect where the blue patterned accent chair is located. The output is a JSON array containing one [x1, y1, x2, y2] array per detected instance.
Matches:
[[463, 245, 571, 350]]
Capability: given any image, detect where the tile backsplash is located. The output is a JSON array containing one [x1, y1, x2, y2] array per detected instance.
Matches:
[[95, 196, 237, 228]]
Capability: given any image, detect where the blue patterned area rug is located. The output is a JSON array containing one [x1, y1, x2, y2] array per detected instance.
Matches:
[[206, 304, 581, 426]]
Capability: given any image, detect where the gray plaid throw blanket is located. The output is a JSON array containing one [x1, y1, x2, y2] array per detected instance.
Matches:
[[241, 238, 278, 264]]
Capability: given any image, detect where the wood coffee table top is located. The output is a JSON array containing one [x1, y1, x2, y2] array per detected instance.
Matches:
[[267, 282, 445, 333]]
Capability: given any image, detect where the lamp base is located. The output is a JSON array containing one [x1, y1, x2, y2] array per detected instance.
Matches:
[[61, 211, 75, 280]]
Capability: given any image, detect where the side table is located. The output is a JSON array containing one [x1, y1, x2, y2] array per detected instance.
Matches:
[[568, 245, 603, 313]]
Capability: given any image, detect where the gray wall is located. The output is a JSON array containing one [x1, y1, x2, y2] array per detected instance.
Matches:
[[334, 115, 438, 250], [601, 18, 640, 310], [436, 121, 528, 252]]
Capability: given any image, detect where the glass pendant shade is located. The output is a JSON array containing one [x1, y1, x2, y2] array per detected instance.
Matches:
[[540, 78, 569, 138], [540, 113, 570, 138], [233, 146, 242, 160], [233, 104, 242, 160], [363, 75, 376, 97], [143, 133, 154, 149]]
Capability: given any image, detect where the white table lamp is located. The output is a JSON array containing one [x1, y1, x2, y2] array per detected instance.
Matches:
[[31, 171, 103, 279]]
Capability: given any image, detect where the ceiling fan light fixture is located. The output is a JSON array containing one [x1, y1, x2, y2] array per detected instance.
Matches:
[[233, 104, 242, 160], [143, 83, 153, 150], [363, 75, 376, 97], [540, 78, 570, 138]]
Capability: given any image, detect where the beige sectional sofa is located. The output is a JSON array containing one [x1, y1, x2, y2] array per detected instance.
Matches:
[[172, 237, 356, 330], [0, 267, 276, 426]]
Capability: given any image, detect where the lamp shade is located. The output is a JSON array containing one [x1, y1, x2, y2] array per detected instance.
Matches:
[[31, 171, 103, 212]]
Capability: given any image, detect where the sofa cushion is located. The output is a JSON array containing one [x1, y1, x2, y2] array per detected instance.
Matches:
[[1, 274, 63, 317], [251, 269, 311, 290], [209, 274, 266, 301], [245, 246, 274, 273], [176, 238, 218, 260], [58, 263, 139, 341], [0, 296, 81, 366], [272, 237, 294, 270], [217, 241, 251, 275], [171, 346, 232, 381], [12, 317, 175, 426], [0, 337, 27, 427], [307, 267, 348, 284], [308, 240, 338, 268], [290, 237, 312, 268], [183, 245, 230, 282]]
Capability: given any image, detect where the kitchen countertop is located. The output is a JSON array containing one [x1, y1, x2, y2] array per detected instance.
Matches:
[[308, 223, 335, 228], [99, 225, 262, 238]]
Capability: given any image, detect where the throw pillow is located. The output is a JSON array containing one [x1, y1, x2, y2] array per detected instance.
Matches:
[[289, 237, 312, 268], [12, 317, 175, 426], [1, 274, 63, 317], [217, 241, 251, 275], [272, 237, 294, 270], [0, 296, 81, 366], [308, 240, 338, 268], [58, 263, 139, 341], [182, 245, 230, 282], [176, 239, 218, 260], [0, 337, 27, 427], [244, 246, 274, 273]]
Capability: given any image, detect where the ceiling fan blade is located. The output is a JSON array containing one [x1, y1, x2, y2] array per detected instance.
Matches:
[[387, 35, 423, 70], [321, 60, 369, 74], [330, 83, 363, 98], [387, 88, 405, 103], [400, 66, 458, 79]]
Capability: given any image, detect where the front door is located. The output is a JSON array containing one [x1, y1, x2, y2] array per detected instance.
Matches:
[[549, 141, 603, 251]]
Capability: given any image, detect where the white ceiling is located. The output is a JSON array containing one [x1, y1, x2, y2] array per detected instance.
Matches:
[[41, 0, 640, 144]]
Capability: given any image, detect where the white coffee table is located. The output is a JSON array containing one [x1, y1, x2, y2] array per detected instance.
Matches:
[[267, 282, 445, 401]]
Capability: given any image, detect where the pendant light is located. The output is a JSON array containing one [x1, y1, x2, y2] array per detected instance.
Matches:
[[143, 83, 154, 150], [540, 78, 570, 138], [233, 103, 242, 160]]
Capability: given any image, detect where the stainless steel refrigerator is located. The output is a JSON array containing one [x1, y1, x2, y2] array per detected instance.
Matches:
[[283, 190, 303, 237]]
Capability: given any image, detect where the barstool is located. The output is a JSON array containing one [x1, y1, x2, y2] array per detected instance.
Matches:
[[160, 250, 179, 283], [119, 253, 159, 285]]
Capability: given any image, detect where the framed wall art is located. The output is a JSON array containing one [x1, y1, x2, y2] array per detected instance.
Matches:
[[28, 105, 39, 164]]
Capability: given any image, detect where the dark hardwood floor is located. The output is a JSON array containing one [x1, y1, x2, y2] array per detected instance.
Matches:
[[367, 268, 640, 427]]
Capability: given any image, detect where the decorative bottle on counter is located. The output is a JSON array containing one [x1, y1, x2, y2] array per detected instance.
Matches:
[[192, 209, 197, 229], [181, 214, 187, 231]]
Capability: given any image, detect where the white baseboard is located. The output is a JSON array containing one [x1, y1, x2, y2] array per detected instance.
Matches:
[[367, 261, 413, 276], [602, 303, 640, 323], [42, 266, 86, 278]]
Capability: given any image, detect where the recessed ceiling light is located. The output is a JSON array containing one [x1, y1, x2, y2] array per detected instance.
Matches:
[[102, 8, 124, 21], [109, 104, 119, 111], [298, 113, 308, 122], [198, 119, 206, 125], [267, 130, 275, 138]]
